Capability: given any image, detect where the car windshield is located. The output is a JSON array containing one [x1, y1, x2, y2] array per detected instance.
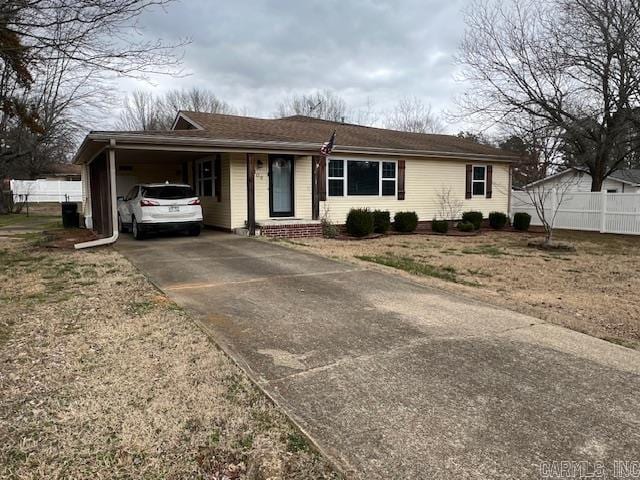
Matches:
[[142, 185, 195, 200]]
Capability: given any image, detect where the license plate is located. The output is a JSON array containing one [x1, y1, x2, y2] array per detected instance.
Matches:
[[169, 206, 180, 212]]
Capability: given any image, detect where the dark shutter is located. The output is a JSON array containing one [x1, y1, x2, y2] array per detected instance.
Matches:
[[215, 154, 222, 202], [317, 156, 327, 201], [312, 156, 320, 219], [465, 164, 472, 199], [397, 160, 405, 200], [486, 164, 493, 199]]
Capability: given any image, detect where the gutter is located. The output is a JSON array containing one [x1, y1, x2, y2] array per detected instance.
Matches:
[[74, 141, 119, 249], [75, 132, 519, 164]]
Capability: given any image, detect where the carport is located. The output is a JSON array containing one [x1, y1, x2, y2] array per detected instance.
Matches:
[[72, 131, 324, 248]]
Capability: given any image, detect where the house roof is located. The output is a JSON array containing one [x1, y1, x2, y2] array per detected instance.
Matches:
[[609, 169, 640, 185], [175, 111, 515, 159], [74, 112, 519, 164], [41, 163, 81, 176], [524, 167, 640, 188]]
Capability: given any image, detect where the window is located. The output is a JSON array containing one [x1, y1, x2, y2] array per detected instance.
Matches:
[[607, 189, 618, 193], [195, 158, 215, 197], [327, 159, 397, 197], [472, 165, 486, 196], [348, 161, 379, 195], [328, 159, 344, 196], [142, 185, 195, 200], [381, 161, 396, 196]]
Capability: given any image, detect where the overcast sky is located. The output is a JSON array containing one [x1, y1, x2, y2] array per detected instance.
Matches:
[[114, 0, 470, 132]]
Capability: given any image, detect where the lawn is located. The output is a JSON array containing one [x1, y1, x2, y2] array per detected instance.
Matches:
[[0, 235, 340, 479], [284, 230, 640, 350]]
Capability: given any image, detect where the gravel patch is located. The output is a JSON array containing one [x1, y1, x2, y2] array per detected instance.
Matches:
[[0, 238, 341, 479]]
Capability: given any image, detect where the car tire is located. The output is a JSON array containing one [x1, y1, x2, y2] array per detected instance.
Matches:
[[188, 225, 201, 236], [132, 217, 145, 240]]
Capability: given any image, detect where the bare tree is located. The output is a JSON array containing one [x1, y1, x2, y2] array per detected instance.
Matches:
[[0, 0, 184, 213], [386, 97, 444, 133], [436, 186, 463, 225], [496, 114, 565, 186], [458, 0, 640, 191], [116, 90, 164, 130], [518, 176, 579, 245], [275, 90, 349, 122], [116, 87, 235, 130]]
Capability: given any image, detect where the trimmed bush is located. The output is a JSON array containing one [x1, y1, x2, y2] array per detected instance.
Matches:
[[372, 210, 391, 234], [513, 212, 532, 231], [432, 219, 449, 234], [346, 208, 374, 237], [461, 211, 483, 230], [457, 221, 475, 232], [393, 211, 419, 233], [488, 212, 508, 230]]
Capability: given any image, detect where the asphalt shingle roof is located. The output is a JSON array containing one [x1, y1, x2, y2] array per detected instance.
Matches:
[[174, 111, 515, 158], [609, 169, 640, 185]]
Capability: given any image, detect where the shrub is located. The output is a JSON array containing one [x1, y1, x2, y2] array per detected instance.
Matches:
[[321, 219, 339, 239], [431, 219, 449, 234], [488, 212, 508, 230], [513, 212, 532, 231], [372, 210, 391, 234], [457, 221, 475, 232], [461, 211, 483, 230], [346, 208, 374, 237], [393, 211, 419, 233]]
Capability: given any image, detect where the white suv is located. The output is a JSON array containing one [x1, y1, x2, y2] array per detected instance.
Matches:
[[117, 183, 203, 240]]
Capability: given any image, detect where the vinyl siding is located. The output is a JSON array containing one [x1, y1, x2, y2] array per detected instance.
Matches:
[[115, 162, 183, 197], [201, 154, 232, 229], [294, 156, 313, 220], [229, 154, 313, 229], [229, 152, 248, 229], [228, 153, 512, 228], [320, 156, 511, 224]]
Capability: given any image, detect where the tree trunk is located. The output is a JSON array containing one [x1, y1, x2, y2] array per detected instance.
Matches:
[[545, 227, 554, 245], [0, 190, 7, 215], [590, 175, 603, 192]]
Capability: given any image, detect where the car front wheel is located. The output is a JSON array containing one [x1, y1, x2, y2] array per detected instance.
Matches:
[[132, 217, 144, 240]]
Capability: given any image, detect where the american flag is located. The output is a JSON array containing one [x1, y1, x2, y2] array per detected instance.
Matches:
[[320, 130, 336, 157]]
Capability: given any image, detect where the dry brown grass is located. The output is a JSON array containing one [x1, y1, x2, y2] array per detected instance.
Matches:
[[281, 230, 640, 350], [0, 238, 340, 479]]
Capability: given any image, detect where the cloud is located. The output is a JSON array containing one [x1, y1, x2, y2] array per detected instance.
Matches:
[[112, 0, 470, 131]]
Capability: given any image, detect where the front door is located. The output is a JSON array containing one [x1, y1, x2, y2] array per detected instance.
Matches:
[[269, 155, 294, 217]]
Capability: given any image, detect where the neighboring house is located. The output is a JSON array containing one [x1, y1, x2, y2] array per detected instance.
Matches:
[[38, 163, 82, 181], [524, 167, 640, 193], [73, 112, 517, 239]]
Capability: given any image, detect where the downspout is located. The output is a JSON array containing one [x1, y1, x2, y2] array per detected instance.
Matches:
[[75, 140, 119, 249]]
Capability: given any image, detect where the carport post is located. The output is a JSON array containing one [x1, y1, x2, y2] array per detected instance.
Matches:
[[246, 153, 256, 236], [74, 141, 119, 249]]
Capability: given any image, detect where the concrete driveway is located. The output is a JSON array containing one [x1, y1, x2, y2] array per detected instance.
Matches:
[[117, 232, 640, 479]]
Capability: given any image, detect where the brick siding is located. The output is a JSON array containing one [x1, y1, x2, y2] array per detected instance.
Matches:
[[260, 223, 323, 238]]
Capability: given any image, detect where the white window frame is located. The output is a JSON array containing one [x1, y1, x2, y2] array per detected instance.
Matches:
[[472, 165, 486, 197], [195, 157, 216, 198], [327, 158, 397, 197], [327, 159, 345, 197]]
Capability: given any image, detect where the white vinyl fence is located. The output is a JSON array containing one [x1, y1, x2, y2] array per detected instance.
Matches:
[[10, 179, 83, 203], [511, 190, 640, 235]]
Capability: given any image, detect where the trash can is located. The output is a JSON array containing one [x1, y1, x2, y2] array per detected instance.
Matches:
[[61, 202, 79, 228]]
